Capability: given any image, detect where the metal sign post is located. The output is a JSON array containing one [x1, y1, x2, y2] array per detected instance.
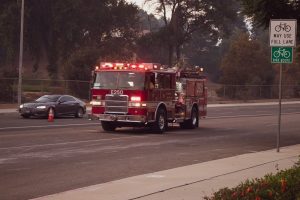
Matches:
[[269, 19, 297, 152], [277, 64, 283, 152]]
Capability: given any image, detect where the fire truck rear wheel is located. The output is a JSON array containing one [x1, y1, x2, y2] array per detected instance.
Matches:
[[188, 107, 199, 129], [180, 107, 198, 129], [154, 108, 167, 133], [101, 121, 116, 131]]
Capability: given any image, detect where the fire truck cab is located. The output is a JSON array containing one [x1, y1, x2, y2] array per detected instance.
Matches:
[[90, 62, 207, 133]]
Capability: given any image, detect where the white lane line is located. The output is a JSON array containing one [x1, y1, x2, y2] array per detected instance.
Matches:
[[0, 136, 147, 150], [0, 122, 101, 131], [255, 111, 269, 113], [265, 123, 277, 127], [222, 112, 233, 114]]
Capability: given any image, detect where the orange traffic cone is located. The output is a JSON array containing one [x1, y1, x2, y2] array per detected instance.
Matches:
[[48, 108, 54, 122]]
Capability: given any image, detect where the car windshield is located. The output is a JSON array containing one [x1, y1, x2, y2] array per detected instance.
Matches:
[[36, 95, 60, 103], [93, 71, 145, 90]]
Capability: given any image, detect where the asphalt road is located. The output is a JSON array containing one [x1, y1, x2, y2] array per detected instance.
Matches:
[[0, 103, 300, 200]]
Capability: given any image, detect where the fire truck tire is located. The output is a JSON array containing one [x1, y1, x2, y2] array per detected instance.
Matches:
[[101, 121, 116, 131], [188, 107, 199, 129], [153, 108, 167, 133], [180, 107, 198, 129]]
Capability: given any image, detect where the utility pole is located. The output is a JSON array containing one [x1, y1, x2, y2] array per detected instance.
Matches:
[[18, 0, 24, 105]]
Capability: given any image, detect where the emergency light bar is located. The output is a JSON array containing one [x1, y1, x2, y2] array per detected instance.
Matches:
[[96, 62, 162, 71]]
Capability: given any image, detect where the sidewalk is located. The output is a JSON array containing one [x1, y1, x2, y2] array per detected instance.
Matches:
[[33, 144, 300, 200], [0, 108, 18, 114]]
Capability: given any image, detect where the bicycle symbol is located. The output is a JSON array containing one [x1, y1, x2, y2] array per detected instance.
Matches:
[[275, 23, 291, 32], [273, 48, 290, 58]]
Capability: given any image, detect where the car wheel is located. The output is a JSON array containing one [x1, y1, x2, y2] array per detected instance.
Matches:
[[101, 121, 116, 131], [75, 107, 84, 118], [153, 108, 167, 133], [21, 114, 30, 119]]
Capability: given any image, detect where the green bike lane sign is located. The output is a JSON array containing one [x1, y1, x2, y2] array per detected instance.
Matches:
[[271, 47, 293, 63]]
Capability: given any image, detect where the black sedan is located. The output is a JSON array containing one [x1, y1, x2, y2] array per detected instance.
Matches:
[[19, 95, 86, 118]]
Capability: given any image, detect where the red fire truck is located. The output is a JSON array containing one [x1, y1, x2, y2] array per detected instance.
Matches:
[[90, 62, 207, 133]]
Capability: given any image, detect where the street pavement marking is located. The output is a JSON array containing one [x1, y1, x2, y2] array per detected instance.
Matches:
[[0, 136, 148, 150], [255, 111, 269, 113], [266, 123, 277, 127], [0, 122, 101, 131]]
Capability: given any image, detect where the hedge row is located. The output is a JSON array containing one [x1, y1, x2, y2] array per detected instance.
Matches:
[[205, 157, 300, 200]]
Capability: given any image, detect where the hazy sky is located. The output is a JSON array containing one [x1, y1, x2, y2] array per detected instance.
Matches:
[[126, 0, 172, 19], [126, 0, 157, 15], [126, 0, 145, 8]]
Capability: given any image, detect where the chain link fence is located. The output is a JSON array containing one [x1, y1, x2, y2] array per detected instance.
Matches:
[[0, 78, 91, 103], [0, 78, 299, 103], [207, 83, 300, 102]]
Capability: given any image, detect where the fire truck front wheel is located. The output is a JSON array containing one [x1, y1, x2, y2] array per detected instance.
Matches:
[[101, 121, 116, 131], [153, 108, 167, 133]]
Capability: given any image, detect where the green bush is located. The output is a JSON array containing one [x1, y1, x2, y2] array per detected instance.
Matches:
[[205, 158, 300, 200], [0, 69, 17, 102], [0, 79, 14, 102]]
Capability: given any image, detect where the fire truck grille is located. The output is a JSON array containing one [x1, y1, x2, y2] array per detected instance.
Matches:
[[105, 95, 128, 114]]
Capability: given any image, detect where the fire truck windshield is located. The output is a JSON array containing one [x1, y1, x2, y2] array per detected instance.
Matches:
[[93, 71, 145, 90]]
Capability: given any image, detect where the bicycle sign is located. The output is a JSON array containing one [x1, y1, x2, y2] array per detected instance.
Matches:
[[269, 19, 297, 47], [271, 47, 293, 63], [275, 22, 291, 32]]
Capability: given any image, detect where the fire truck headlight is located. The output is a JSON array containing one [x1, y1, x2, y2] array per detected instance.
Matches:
[[131, 96, 141, 102], [129, 102, 141, 107], [129, 102, 147, 107]]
